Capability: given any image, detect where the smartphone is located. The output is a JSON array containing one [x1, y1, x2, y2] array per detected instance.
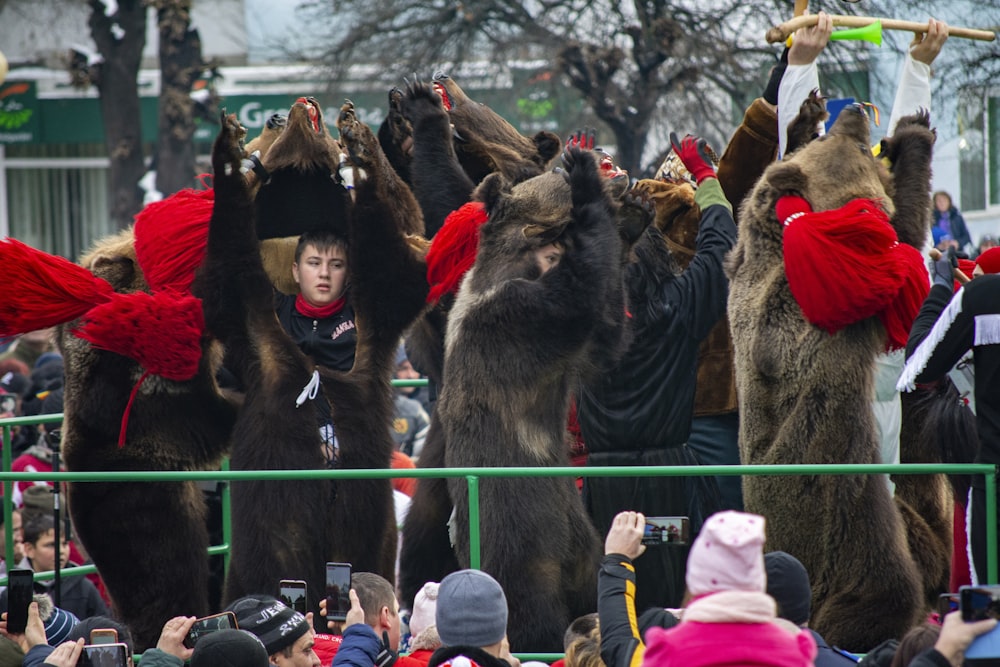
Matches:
[[90, 629, 119, 645], [961, 585, 1000, 622], [642, 517, 691, 546], [326, 562, 352, 621], [280, 579, 308, 615], [80, 643, 129, 667], [5, 568, 33, 634], [184, 611, 238, 649]]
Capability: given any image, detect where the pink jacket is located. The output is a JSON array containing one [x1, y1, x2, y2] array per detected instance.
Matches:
[[641, 591, 817, 667]]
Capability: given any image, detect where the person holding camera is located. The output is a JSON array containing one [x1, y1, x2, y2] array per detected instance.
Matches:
[[324, 572, 430, 667], [227, 595, 319, 667]]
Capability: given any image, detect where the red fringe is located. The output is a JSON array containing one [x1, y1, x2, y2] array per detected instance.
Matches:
[[118, 370, 151, 448], [133, 188, 214, 294], [425, 202, 488, 304], [0, 238, 114, 336], [76, 291, 205, 381], [782, 197, 927, 350], [878, 243, 929, 351]]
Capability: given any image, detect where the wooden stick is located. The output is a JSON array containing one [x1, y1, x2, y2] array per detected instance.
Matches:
[[766, 15, 996, 43], [794, 0, 808, 18], [929, 248, 971, 284]]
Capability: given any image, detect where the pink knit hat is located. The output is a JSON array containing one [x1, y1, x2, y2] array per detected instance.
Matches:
[[409, 581, 440, 638], [685, 511, 767, 597]]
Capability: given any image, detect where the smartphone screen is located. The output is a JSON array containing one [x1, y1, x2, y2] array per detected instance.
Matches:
[[641, 517, 691, 546], [90, 629, 119, 645], [80, 643, 128, 667], [326, 562, 352, 621], [6, 569, 33, 634], [961, 586, 1000, 622], [184, 611, 237, 648], [280, 580, 308, 615]]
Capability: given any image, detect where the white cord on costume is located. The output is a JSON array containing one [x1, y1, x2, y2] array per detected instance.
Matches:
[[295, 370, 321, 408]]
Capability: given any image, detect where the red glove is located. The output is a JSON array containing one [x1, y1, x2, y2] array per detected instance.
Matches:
[[566, 128, 596, 150], [669, 131, 716, 185]]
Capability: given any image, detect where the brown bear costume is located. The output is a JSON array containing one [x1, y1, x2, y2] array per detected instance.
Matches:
[[201, 102, 429, 615], [395, 76, 564, 611], [56, 224, 237, 650], [727, 96, 949, 651], [438, 148, 629, 652]]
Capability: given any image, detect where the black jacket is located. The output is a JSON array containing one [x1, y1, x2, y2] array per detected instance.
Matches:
[[577, 194, 737, 453], [597, 553, 647, 667], [902, 275, 1000, 468], [274, 291, 357, 372]]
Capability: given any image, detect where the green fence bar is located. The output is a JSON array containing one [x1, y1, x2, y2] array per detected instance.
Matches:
[[467, 475, 480, 570]]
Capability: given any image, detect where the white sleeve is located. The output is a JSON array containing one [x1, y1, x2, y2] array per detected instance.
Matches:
[[887, 55, 931, 134], [778, 62, 825, 158]]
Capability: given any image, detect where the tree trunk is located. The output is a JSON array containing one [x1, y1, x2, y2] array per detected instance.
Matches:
[[154, 0, 202, 196], [89, 0, 147, 230]]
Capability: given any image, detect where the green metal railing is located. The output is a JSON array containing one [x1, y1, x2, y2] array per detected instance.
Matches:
[[2, 412, 997, 587]]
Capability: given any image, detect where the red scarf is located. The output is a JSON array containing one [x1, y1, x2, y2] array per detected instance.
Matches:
[[778, 195, 928, 351], [295, 293, 346, 318]]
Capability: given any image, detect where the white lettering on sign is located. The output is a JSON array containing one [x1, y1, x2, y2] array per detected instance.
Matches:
[[237, 102, 386, 130]]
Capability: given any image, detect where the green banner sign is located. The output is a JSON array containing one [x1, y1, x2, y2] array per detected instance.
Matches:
[[0, 80, 39, 143]]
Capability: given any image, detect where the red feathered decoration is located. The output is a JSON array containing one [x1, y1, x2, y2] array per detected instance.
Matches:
[[76, 290, 206, 447], [133, 187, 213, 294], [0, 238, 115, 336], [425, 202, 488, 304], [780, 196, 928, 350], [877, 243, 928, 351], [76, 291, 205, 381]]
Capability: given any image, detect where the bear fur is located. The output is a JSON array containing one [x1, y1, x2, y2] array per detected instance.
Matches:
[[438, 147, 628, 652], [200, 102, 428, 616], [396, 77, 569, 611], [727, 96, 947, 651], [428, 72, 561, 185], [60, 229, 238, 651]]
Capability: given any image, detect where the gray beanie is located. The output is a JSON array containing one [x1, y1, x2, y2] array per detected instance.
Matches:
[[436, 570, 508, 648]]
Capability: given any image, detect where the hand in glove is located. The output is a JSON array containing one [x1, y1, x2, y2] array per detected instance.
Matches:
[[930, 248, 957, 289], [669, 132, 716, 185]]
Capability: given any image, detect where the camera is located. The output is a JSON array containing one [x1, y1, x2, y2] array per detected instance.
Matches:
[[184, 611, 238, 649], [641, 517, 690, 546], [280, 579, 308, 615], [960, 585, 1000, 662], [326, 562, 352, 621]]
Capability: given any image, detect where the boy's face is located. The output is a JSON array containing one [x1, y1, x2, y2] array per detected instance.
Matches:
[[24, 528, 69, 572], [293, 244, 349, 308]]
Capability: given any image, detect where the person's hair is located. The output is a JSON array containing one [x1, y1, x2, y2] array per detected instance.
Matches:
[[278, 644, 296, 659], [564, 625, 604, 667], [22, 512, 56, 545], [563, 613, 598, 650], [932, 191, 953, 208], [68, 616, 135, 658], [888, 623, 939, 667], [294, 230, 348, 264], [352, 572, 396, 627]]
